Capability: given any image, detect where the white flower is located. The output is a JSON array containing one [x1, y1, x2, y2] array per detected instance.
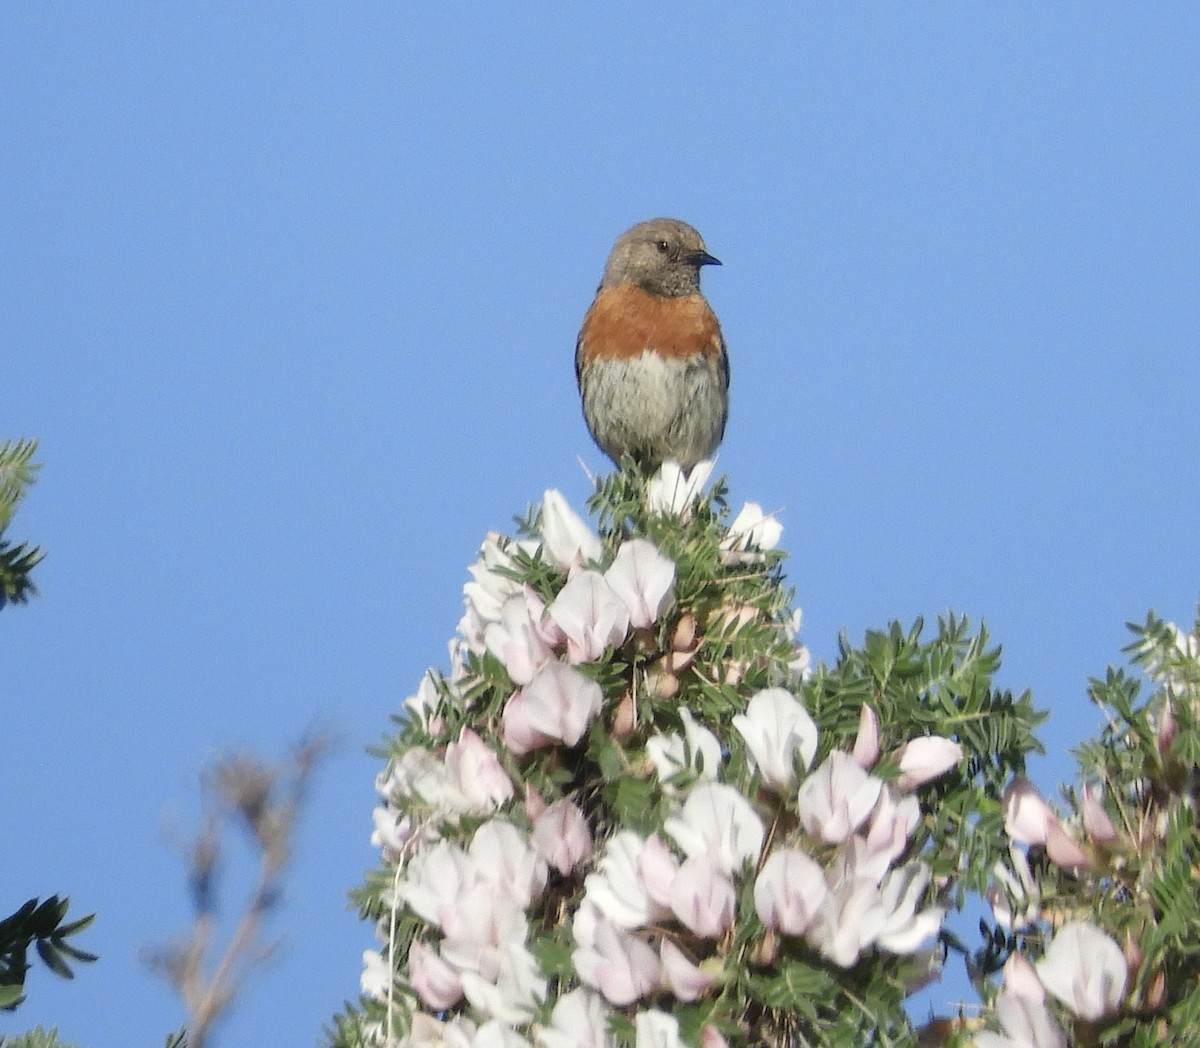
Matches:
[[541, 489, 603, 572], [987, 846, 1040, 931], [797, 751, 883, 843], [1036, 921, 1127, 1021], [874, 862, 944, 954], [444, 728, 515, 814], [459, 940, 545, 1024], [360, 948, 391, 1001], [720, 502, 782, 563], [634, 1010, 684, 1048], [664, 782, 765, 874], [548, 570, 630, 663], [605, 539, 675, 629], [585, 831, 670, 930], [646, 460, 715, 519], [646, 709, 722, 794], [754, 848, 828, 936], [732, 687, 818, 792], [535, 988, 613, 1048]]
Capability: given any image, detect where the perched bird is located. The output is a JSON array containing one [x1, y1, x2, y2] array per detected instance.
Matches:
[[575, 218, 728, 475]]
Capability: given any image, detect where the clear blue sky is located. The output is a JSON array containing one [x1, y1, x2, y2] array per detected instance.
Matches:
[[4, 5, 1198, 1046]]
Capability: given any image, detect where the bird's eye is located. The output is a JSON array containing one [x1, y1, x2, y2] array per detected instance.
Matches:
[[655, 239, 671, 254]]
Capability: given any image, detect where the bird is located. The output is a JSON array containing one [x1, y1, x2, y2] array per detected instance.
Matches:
[[575, 217, 728, 475]]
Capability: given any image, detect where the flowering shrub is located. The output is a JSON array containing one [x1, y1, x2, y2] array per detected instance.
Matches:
[[329, 463, 1200, 1047]]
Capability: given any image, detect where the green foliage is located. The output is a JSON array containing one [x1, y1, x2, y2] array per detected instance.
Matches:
[[0, 439, 44, 608], [0, 897, 96, 1013], [0, 1026, 81, 1048]]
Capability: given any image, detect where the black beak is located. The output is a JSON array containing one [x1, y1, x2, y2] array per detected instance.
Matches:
[[688, 249, 722, 267]]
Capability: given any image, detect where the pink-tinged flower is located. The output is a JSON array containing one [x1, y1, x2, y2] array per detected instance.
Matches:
[[732, 687, 819, 791], [668, 855, 735, 938], [646, 460, 715, 519], [404, 671, 445, 732], [1045, 819, 1088, 872], [360, 948, 391, 1001], [573, 908, 661, 1006], [540, 489, 603, 572], [987, 847, 1041, 931], [459, 940, 546, 1024], [381, 746, 449, 806], [485, 590, 555, 685], [720, 502, 783, 564], [460, 533, 536, 652], [851, 704, 879, 768], [512, 661, 604, 751], [646, 709, 722, 793], [605, 538, 675, 629], [502, 689, 555, 756], [699, 1027, 730, 1048], [874, 862, 944, 954], [664, 782, 765, 874], [806, 877, 885, 967], [408, 939, 464, 1010], [586, 831, 671, 929], [548, 570, 631, 663], [533, 798, 593, 875], [975, 989, 1067, 1048], [536, 988, 612, 1048], [445, 727, 515, 813], [403, 1014, 478, 1048], [471, 1021, 533, 1048], [637, 833, 681, 908], [634, 1010, 684, 1048], [754, 848, 828, 936], [894, 736, 962, 791], [439, 883, 527, 978], [370, 804, 411, 856], [659, 939, 717, 1002], [399, 840, 473, 928], [798, 752, 883, 843], [1002, 778, 1054, 845], [1080, 785, 1118, 843], [858, 786, 920, 877], [470, 819, 547, 909], [1156, 697, 1177, 757], [1002, 952, 1046, 1003], [1036, 921, 1127, 1021]]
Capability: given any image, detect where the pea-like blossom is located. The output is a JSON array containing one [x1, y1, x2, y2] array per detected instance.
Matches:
[[732, 687, 818, 792], [573, 904, 660, 1006], [987, 846, 1041, 931], [604, 539, 675, 629], [754, 848, 828, 936], [535, 988, 613, 1048], [532, 798, 593, 875], [485, 589, 556, 685], [1036, 921, 1127, 1021], [664, 782, 765, 875], [408, 939, 464, 1010], [798, 751, 883, 843], [873, 862, 944, 954], [851, 704, 879, 768], [893, 735, 962, 791], [548, 571, 631, 663], [444, 727, 515, 814], [646, 460, 715, 519], [668, 855, 735, 938], [646, 709, 722, 794], [585, 831, 671, 930], [634, 1010, 684, 1048], [659, 939, 717, 1002], [540, 489, 603, 572], [503, 662, 603, 755], [1080, 785, 1118, 843], [469, 819, 547, 910], [720, 502, 783, 564], [459, 939, 546, 1024]]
